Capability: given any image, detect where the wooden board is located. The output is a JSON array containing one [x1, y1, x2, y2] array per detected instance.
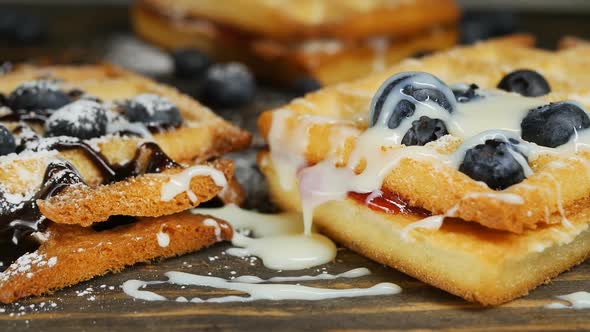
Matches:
[[1, 244, 589, 331], [1, 4, 590, 331]]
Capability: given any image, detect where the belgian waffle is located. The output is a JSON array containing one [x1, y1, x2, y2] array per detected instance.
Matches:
[[131, 0, 459, 84], [0, 64, 250, 303], [258, 35, 590, 304]]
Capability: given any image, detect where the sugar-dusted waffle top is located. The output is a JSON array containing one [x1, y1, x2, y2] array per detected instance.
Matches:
[[0, 64, 249, 273], [258, 35, 590, 233]]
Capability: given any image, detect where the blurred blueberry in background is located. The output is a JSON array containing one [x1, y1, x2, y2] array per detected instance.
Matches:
[[0, 9, 47, 45], [460, 11, 519, 44]]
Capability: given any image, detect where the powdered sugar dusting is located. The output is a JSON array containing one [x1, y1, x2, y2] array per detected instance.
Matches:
[[20, 136, 79, 152], [0, 252, 57, 283], [130, 94, 175, 116], [14, 80, 61, 95], [45, 100, 106, 135], [208, 62, 251, 82], [0, 149, 58, 167]]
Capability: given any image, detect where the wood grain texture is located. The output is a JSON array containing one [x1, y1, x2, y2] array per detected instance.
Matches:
[[1, 4, 590, 331], [0, 244, 589, 331]]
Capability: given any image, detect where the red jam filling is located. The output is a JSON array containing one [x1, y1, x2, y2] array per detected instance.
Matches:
[[348, 190, 430, 217]]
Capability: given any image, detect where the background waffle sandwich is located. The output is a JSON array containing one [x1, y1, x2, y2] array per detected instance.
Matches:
[[257, 35, 590, 305], [131, 0, 460, 84], [0, 64, 250, 303]]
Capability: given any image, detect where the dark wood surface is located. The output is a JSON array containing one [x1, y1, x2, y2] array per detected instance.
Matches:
[[1, 4, 590, 332], [2, 244, 590, 332]]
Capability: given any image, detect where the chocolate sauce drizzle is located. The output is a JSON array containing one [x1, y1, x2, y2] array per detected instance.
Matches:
[[0, 161, 86, 271], [50, 141, 179, 183], [0, 84, 188, 271], [0, 138, 180, 271]]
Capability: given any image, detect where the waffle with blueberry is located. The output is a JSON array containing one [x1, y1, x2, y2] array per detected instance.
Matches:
[[131, 0, 459, 85], [257, 35, 590, 305], [0, 64, 250, 303]]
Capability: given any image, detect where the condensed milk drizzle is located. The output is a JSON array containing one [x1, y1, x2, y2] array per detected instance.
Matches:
[[545, 291, 590, 309], [192, 204, 337, 270], [268, 76, 590, 237], [122, 267, 401, 303]]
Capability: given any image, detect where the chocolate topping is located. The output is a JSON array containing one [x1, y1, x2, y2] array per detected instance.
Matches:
[[0, 139, 179, 271], [0, 160, 86, 271], [0, 83, 186, 272]]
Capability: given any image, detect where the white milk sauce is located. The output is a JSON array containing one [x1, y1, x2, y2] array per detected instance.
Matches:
[[268, 75, 590, 237], [122, 268, 400, 303], [161, 165, 227, 203], [545, 291, 590, 309], [193, 204, 337, 270], [202, 218, 224, 241], [156, 225, 170, 248]]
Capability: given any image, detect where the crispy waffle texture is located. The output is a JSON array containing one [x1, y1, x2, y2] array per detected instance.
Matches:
[[0, 64, 251, 215], [0, 65, 247, 303], [132, 0, 459, 84], [260, 152, 590, 305], [38, 160, 233, 226], [0, 213, 232, 304], [258, 35, 590, 304], [0, 64, 251, 175], [258, 35, 590, 233]]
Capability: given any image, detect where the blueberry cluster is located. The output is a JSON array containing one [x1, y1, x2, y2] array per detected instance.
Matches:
[[0, 80, 75, 156], [6, 80, 72, 113], [369, 72, 455, 145], [172, 48, 322, 106], [172, 49, 258, 108], [0, 81, 187, 154], [369, 70, 590, 190]]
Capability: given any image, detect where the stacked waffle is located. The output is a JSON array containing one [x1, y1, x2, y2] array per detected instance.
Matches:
[[131, 0, 460, 84], [0, 64, 250, 303]]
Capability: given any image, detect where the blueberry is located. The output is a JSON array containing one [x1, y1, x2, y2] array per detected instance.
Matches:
[[0, 124, 16, 156], [292, 77, 321, 97], [452, 84, 481, 103], [0, 62, 11, 75], [201, 63, 256, 108], [497, 69, 551, 97], [45, 100, 107, 139], [521, 102, 590, 148], [0, 10, 47, 45], [459, 139, 526, 190], [120, 94, 182, 128], [172, 48, 211, 79], [7, 80, 72, 113], [401, 116, 449, 146], [460, 11, 518, 45], [370, 72, 455, 129]]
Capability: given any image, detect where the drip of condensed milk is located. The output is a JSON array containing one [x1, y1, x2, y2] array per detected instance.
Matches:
[[268, 78, 590, 240], [192, 204, 337, 270], [161, 165, 227, 203]]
